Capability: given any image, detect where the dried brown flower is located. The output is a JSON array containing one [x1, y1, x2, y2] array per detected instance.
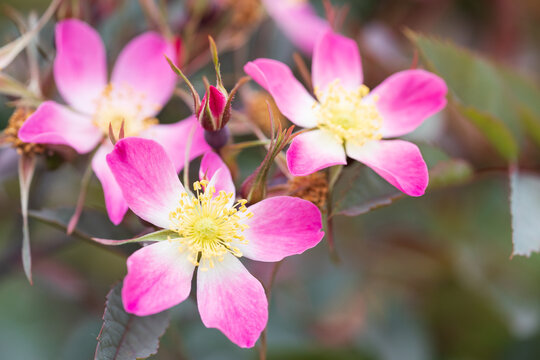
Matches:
[[288, 172, 329, 210], [222, 0, 263, 29], [2, 108, 45, 155]]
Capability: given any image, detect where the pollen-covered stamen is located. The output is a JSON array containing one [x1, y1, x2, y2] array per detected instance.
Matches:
[[314, 79, 383, 146], [169, 180, 253, 270], [93, 83, 159, 138]]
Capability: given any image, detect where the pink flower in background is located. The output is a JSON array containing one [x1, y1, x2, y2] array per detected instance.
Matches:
[[244, 30, 448, 196], [262, 0, 330, 54], [107, 137, 324, 347], [18, 19, 210, 224]]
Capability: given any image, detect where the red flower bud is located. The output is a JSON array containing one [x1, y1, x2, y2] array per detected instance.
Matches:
[[197, 85, 230, 131]]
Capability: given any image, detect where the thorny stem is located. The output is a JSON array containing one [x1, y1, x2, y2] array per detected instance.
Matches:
[[226, 139, 271, 151], [67, 157, 95, 235], [259, 260, 283, 360], [233, 110, 292, 179]]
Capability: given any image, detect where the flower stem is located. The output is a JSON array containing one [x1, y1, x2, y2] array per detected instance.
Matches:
[[259, 260, 283, 360], [226, 139, 270, 150], [67, 155, 95, 235], [325, 165, 344, 263]]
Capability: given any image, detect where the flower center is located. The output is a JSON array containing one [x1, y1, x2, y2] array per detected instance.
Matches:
[[168, 180, 252, 270], [314, 80, 383, 146], [93, 83, 158, 138]]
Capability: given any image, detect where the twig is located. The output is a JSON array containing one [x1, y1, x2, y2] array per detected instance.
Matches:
[[67, 158, 94, 234], [259, 260, 283, 360]]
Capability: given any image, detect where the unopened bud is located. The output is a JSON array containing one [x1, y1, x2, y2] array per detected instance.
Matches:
[[198, 85, 229, 131]]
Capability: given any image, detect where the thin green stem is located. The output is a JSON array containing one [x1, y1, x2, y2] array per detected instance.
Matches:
[[227, 139, 270, 151]]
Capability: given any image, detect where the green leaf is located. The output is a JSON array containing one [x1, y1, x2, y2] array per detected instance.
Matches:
[[458, 106, 519, 161], [407, 32, 523, 159], [92, 229, 179, 246], [331, 144, 473, 217], [428, 159, 474, 189], [516, 106, 540, 149], [331, 162, 403, 217], [95, 283, 170, 360], [510, 170, 540, 257]]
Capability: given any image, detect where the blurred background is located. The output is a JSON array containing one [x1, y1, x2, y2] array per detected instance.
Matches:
[[1, 0, 540, 359]]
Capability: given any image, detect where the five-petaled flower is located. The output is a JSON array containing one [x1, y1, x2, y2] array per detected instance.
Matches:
[[106, 137, 324, 348], [244, 30, 448, 196], [18, 19, 210, 224]]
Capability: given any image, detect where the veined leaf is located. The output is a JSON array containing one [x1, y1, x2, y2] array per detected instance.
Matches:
[[458, 106, 519, 161], [407, 32, 524, 160], [510, 170, 540, 257], [331, 144, 473, 217], [428, 159, 473, 189], [95, 283, 170, 360], [331, 162, 403, 217], [517, 106, 540, 149]]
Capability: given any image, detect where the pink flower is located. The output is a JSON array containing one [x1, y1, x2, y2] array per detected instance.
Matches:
[[197, 85, 229, 131], [262, 0, 330, 54], [18, 19, 210, 224], [244, 30, 448, 196], [106, 137, 324, 347]]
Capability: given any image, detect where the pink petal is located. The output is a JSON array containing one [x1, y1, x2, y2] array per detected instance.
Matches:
[[106, 138, 185, 229], [346, 140, 428, 197], [239, 196, 324, 262], [199, 151, 236, 200], [54, 19, 107, 114], [286, 129, 346, 176], [91, 144, 129, 225], [111, 32, 177, 114], [372, 69, 448, 138], [244, 59, 317, 128], [197, 254, 267, 348], [262, 0, 330, 54], [140, 116, 210, 172], [312, 31, 362, 93], [198, 85, 227, 120], [17, 101, 102, 154], [122, 241, 195, 316]]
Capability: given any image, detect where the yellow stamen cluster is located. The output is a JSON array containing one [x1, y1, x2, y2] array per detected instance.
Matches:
[[168, 180, 253, 270], [2, 108, 45, 155], [314, 80, 383, 146], [93, 83, 158, 138]]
